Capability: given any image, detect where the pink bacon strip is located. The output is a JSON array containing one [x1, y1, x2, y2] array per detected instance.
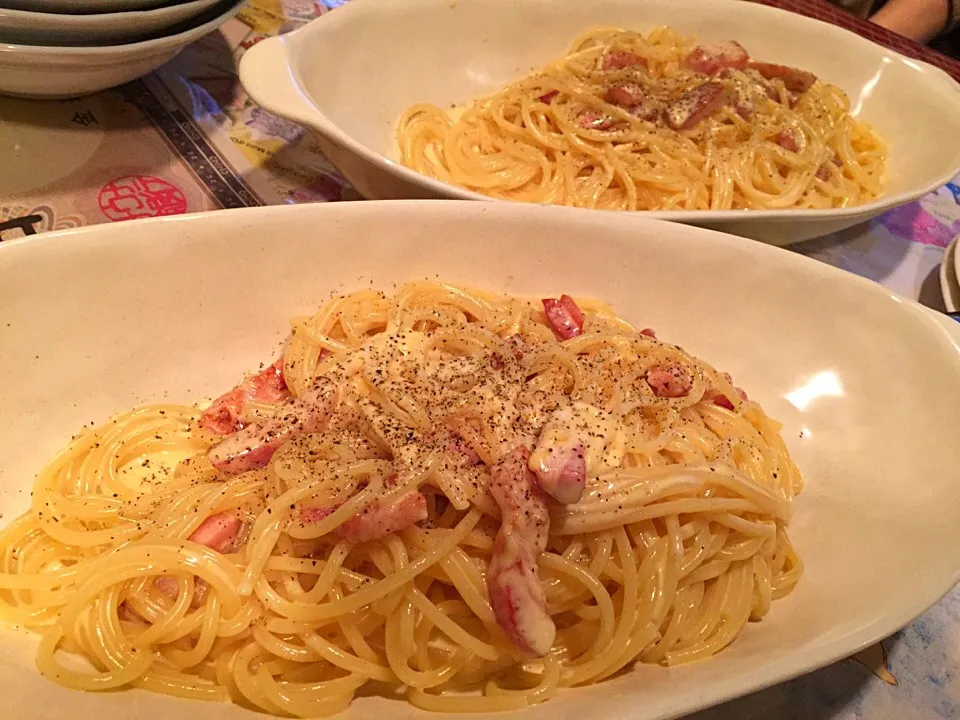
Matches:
[[602, 50, 647, 71], [299, 476, 429, 544], [199, 360, 290, 435], [748, 62, 817, 93], [189, 512, 243, 553], [208, 376, 340, 474], [487, 446, 555, 657], [605, 83, 645, 107], [665, 82, 730, 130], [684, 41, 750, 76], [155, 512, 242, 602], [774, 129, 800, 152], [338, 492, 428, 544], [542, 295, 585, 340], [647, 364, 694, 398], [707, 372, 749, 409]]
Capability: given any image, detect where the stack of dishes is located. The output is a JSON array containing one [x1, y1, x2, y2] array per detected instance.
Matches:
[[0, 0, 245, 98]]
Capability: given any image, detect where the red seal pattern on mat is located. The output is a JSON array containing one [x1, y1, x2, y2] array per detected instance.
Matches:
[[98, 176, 188, 222]]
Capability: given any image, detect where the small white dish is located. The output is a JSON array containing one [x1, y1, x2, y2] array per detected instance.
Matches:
[[1, 200, 959, 720], [239, 0, 960, 246], [0, 0, 244, 98], [941, 233, 960, 312], [0, 0, 221, 46]]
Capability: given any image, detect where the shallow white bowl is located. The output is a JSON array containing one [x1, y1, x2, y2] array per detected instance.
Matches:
[[0, 0, 222, 46], [0, 0, 244, 98], [239, 0, 960, 246], [1, 0, 175, 15], [0, 201, 959, 719]]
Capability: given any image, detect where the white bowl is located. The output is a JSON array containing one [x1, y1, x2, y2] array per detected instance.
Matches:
[[0, 0, 223, 46], [1, 200, 959, 720], [1, 0, 175, 15], [0, 0, 222, 46], [0, 0, 244, 99], [239, 0, 960, 246]]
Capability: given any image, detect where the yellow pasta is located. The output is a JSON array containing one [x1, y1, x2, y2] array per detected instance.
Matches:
[[398, 27, 886, 210], [0, 282, 803, 716]]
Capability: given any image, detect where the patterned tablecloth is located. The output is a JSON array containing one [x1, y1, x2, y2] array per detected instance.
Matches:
[[1, 0, 958, 716]]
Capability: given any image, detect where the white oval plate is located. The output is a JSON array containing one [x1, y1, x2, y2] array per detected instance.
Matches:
[[0, 0, 221, 46], [0, 201, 959, 720], [239, 0, 960, 246]]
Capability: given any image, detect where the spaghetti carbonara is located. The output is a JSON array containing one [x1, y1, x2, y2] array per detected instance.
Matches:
[[398, 27, 887, 210], [0, 283, 803, 716]]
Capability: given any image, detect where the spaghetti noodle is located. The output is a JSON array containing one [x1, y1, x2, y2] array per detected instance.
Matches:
[[398, 27, 886, 210], [0, 283, 803, 716]]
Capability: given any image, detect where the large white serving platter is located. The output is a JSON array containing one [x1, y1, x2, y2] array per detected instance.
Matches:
[[0, 200, 959, 719]]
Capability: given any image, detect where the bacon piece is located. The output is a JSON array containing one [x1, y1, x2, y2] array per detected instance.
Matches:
[[816, 154, 842, 180], [664, 82, 729, 130], [630, 100, 663, 122], [707, 372, 748, 409], [640, 328, 657, 338], [604, 84, 661, 121], [506, 334, 531, 358], [189, 512, 242, 553], [733, 93, 754, 120], [530, 438, 586, 505], [300, 505, 336, 524], [684, 41, 749, 75], [446, 435, 483, 466], [748, 62, 817, 93], [712, 393, 735, 410], [154, 575, 203, 604], [538, 89, 559, 104], [577, 108, 618, 130], [487, 446, 555, 657], [774, 129, 800, 153], [155, 512, 243, 605], [542, 295, 584, 340], [646, 364, 694, 398], [338, 492, 428, 544], [492, 333, 531, 369], [208, 377, 340, 474], [602, 50, 647, 71], [605, 83, 645, 107], [299, 475, 428, 544], [199, 360, 290, 435]]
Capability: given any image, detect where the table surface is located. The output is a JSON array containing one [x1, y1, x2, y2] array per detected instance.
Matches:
[[1, 0, 958, 717]]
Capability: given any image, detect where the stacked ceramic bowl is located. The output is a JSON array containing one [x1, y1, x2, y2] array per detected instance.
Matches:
[[0, 0, 245, 98]]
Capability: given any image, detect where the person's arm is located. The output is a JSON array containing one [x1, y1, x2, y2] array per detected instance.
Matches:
[[869, 0, 951, 43]]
